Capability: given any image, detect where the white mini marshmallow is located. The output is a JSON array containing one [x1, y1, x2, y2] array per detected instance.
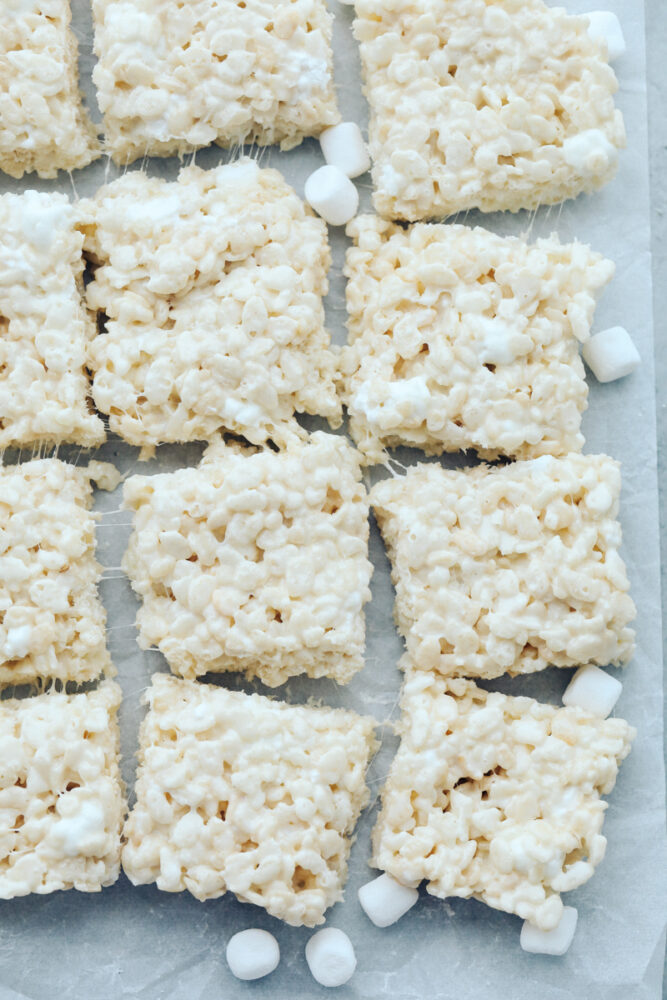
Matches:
[[562, 665, 622, 718], [2, 625, 32, 659], [562, 129, 618, 176], [358, 873, 419, 927], [305, 928, 357, 987], [520, 907, 578, 956], [582, 326, 640, 382], [319, 122, 371, 178], [584, 11, 626, 60], [304, 166, 359, 226], [225, 929, 280, 981]]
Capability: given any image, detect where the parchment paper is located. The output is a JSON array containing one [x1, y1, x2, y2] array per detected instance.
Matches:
[[0, 1, 664, 997]]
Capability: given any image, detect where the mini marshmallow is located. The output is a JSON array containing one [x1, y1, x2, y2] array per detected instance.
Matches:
[[562, 665, 622, 718], [226, 929, 280, 981], [305, 928, 357, 987], [562, 129, 618, 176], [320, 122, 371, 178], [584, 11, 626, 61], [358, 873, 419, 927], [304, 165, 359, 226], [520, 906, 578, 956], [582, 326, 640, 382]]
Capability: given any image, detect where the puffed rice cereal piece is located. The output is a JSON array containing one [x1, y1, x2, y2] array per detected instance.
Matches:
[[92, 0, 340, 165], [0, 458, 118, 687], [354, 0, 625, 220], [371, 454, 636, 680], [342, 216, 614, 464], [122, 674, 378, 926], [122, 432, 372, 686], [0, 0, 100, 179], [78, 159, 341, 450], [0, 191, 105, 451], [0, 680, 125, 898], [371, 668, 634, 930]]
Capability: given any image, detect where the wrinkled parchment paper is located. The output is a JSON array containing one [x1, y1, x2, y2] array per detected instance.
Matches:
[[0, 1, 664, 997]]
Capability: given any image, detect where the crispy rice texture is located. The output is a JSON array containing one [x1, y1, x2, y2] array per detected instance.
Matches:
[[0, 0, 100, 179], [0, 190, 105, 450], [372, 669, 634, 930], [371, 455, 636, 680], [0, 458, 119, 687], [122, 432, 373, 686], [122, 674, 378, 926], [341, 216, 614, 464], [0, 681, 125, 898], [354, 0, 625, 220], [92, 0, 339, 165], [78, 159, 341, 450]]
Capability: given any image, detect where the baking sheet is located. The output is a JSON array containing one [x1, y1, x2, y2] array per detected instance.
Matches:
[[0, 1, 664, 997]]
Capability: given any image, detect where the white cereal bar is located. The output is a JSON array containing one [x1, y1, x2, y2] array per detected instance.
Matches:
[[371, 669, 634, 930], [342, 216, 614, 464], [78, 159, 341, 450], [122, 674, 378, 925], [371, 454, 636, 680], [0, 0, 100, 179], [92, 0, 339, 165], [0, 459, 118, 687], [0, 191, 105, 451], [0, 680, 125, 898], [354, 0, 625, 220], [122, 432, 372, 686]]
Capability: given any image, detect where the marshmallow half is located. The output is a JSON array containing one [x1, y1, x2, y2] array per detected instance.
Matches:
[[562, 129, 618, 177], [562, 665, 622, 718], [582, 326, 640, 382], [520, 906, 578, 956], [320, 122, 371, 178], [304, 165, 359, 226], [584, 11, 626, 61], [358, 872, 419, 927]]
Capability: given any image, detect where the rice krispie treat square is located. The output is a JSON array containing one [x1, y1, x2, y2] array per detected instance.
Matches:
[[342, 216, 614, 464], [354, 0, 625, 220], [0, 680, 125, 898], [123, 674, 378, 925], [0, 191, 105, 451], [122, 432, 372, 686], [371, 669, 634, 930], [0, 459, 118, 687], [92, 0, 339, 165], [78, 160, 341, 451], [371, 454, 636, 680], [0, 0, 100, 179]]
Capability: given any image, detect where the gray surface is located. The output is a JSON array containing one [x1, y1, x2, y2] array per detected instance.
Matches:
[[647, 0, 667, 652], [0, 1, 664, 998], [645, 0, 667, 989]]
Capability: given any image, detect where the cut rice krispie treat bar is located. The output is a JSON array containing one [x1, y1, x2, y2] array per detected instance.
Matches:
[[92, 0, 339, 165], [371, 454, 636, 680], [371, 668, 634, 930], [0, 680, 125, 898], [342, 216, 614, 464], [122, 432, 372, 686], [123, 674, 378, 925], [78, 160, 341, 450], [354, 0, 625, 220], [0, 459, 119, 687], [0, 191, 105, 450], [0, 0, 100, 178]]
